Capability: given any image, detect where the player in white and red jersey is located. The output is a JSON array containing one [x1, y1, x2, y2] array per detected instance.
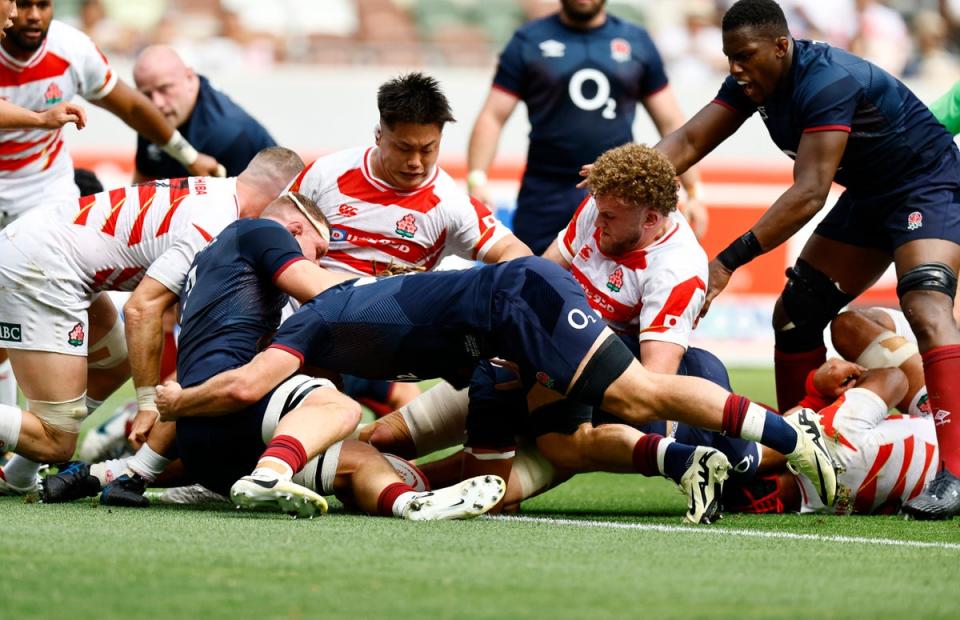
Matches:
[[0, 0, 224, 228], [288, 73, 530, 276], [0, 147, 305, 494]]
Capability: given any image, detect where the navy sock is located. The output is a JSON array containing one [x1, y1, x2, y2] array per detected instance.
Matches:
[[759, 411, 799, 455], [662, 441, 697, 484]]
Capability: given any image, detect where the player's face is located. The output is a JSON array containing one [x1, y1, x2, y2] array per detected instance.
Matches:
[[722, 27, 790, 104], [1, 0, 17, 35], [5, 0, 52, 52], [594, 194, 645, 255], [374, 121, 441, 190], [295, 223, 330, 263], [135, 64, 197, 127], [560, 0, 605, 23]]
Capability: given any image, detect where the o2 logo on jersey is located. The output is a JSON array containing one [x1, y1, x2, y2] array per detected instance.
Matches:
[[569, 69, 616, 120], [567, 308, 598, 330]]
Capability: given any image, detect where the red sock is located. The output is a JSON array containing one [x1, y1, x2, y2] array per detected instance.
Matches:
[[774, 346, 826, 412], [376, 481, 415, 517], [262, 435, 308, 475], [632, 434, 663, 477], [922, 345, 960, 476], [722, 394, 750, 437]]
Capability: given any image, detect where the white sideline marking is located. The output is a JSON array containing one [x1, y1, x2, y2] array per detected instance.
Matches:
[[491, 515, 960, 551]]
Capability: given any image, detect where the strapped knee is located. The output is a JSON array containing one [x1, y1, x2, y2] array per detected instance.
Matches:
[[87, 316, 127, 370], [777, 259, 855, 352], [896, 262, 958, 300], [28, 393, 87, 433]]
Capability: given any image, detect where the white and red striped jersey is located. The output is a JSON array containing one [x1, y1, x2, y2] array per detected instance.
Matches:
[[6, 177, 238, 295], [0, 21, 117, 217], [556, 198, 707, 348], [798, 387, 939, 515], [289, 147, 510, 275]]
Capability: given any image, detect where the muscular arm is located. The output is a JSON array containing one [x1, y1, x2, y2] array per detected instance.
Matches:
[[466, 88, 519, 199], [638, 340, 685, 375], [655, 101, 747, 176], [541, 239, 571, 268], [480, 233, 533, 263], [274, 260, 357, 304], [125, 276, 179, 397], [158, 348, 302, 419], [748, 130, 848, 251], [0, 100, 86, 130], [644, 87, 703, 197]]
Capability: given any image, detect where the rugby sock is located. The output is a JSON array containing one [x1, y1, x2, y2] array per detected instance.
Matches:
[[921, 344, 960, 476], [126, 444, 171, 483], [774, 346, 826, 412], [90, 458, 129, 486], [257, 435, 308, 480], [1, 454, 40, 489], [723, 394, 799, 455], [0, 360, 17, 407], [632, 434, 695, 483], [376, 481, 417, 517], [0, 403, 21, 452]]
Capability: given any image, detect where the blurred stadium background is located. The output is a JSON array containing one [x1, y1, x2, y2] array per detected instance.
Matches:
[[60, 0, 960, 365]]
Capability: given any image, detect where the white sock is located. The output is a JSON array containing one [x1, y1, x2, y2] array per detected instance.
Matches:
[[90, 457, 129, 485], [2, 454, 40, 488], [655, 436, 675, 476], [0, 360, 17, 407], [739, 403, 768, 443], [0, 403, 22, 452], [255, 456, 293, 481], [126, 444, 170, 482], [85, 396, 104, 417], [393, 491, 419, 518]]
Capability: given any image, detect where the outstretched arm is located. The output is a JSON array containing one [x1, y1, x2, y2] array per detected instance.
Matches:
[[157, 347, 301, 420], [0, 100, 86, 130]]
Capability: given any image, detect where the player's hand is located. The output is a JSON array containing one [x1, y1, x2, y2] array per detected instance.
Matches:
[[468, 182, 494, 207], [156, 380, 184, 421], [699, 258, 733, 319], [576, 163, 594, 189], [37, 102, 86, 130], [682, 197, 709, 239], [813, 358, 867, 397], [128, 408, 159, 449], [187, 153, 227, 178]]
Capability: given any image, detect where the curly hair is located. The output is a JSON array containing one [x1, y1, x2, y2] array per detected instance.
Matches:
[[586, 143, 678, 216], [722, 0, 789, 37]]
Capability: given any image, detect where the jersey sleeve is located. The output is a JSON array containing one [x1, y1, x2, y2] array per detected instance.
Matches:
[[930, 80, 960, 136], [833, 387, 890, 433], [713, 75, 756, 116], [637, 272, 706, 347], [145, 228, 211, 295], [556, 196, 595, 264], [794, 69, 860, 134], [636, 30, 669, 97], [238, 220, 306, 282], [492, 32, 527, 97], [74, 35, 118, 100], [447, 194, 511, 261], [269, 303, 326, 368]]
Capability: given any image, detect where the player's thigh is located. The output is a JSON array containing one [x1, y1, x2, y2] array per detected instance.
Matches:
[[7, 350, 87, 401], [795, 233, 891, 297]]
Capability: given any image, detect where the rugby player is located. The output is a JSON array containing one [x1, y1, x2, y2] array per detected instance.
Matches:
[[639, 0, 960, 518], [0, 147, 303, 495]]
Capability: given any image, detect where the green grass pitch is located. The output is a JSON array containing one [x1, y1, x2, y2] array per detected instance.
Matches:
[[2, 369, 960, 619]]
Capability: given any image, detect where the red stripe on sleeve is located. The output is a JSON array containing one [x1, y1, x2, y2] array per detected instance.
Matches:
[[711, 98, 738, 113], [272, 257, 307, 283], [267, 344, 305, 367], [803, 125, 851, 134]]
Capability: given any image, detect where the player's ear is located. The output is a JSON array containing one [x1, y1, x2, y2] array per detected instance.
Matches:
[[374, 122, 382, 145], [286, 220, 304, 237]]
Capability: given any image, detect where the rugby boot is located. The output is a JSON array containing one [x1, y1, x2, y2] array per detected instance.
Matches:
[[678, 447, 731, 525], [0, 471, 39, 496], [100, 473, 150, 508], [146, 484, 229, 505], [230, 473, 328, 518], [784, 408, 839, 507], [77, 401, 136, 462], [403, 475, 505, 521], [41, 461, 101, 503], [902, 470, 960, 520]]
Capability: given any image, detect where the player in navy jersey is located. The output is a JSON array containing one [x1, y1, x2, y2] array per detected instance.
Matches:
[[467, 0, 707, 253], [647, 0, 960, 519], [133, 46, 276, 181], [157, 256, 843, 522]]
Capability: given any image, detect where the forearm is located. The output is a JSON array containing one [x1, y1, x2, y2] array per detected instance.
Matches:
[[123, 97, 175, 145], [750, 184, 827, 251], [467, 112, 504, 176], [0, 99, 43, 129], [170, 371, 253, 418], [655, 130, 701, 177], [124, 307, 165, 394]]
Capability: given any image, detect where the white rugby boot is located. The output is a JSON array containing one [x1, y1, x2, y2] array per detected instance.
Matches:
[[678, 446, 731, 525], [784, 408, 839, 507], [403, 475, 506, 521], [230, 472, 328, 518]]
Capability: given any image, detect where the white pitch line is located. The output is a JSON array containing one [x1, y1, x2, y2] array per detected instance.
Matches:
[[491, 515, 960, 551]]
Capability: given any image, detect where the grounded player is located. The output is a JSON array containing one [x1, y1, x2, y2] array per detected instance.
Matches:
[[467, 0, 707, 253], [132, 45, 276, 181], [0, 147, 303, 495], [289, 72, 530, 415], [155, 256, 841, 522], [644, 0, 960, 519]]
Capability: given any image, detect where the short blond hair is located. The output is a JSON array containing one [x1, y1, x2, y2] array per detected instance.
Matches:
[[587, 143, 678, 216]]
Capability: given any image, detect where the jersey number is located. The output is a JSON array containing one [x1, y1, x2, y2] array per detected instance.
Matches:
[[180, 264, 198, 315], [569, 69, 617, 120]]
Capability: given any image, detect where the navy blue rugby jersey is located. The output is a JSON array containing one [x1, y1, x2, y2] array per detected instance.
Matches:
[[494, 13, 668, 177], [177, 218, 305, 388], [714, 40, 955, 193]]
